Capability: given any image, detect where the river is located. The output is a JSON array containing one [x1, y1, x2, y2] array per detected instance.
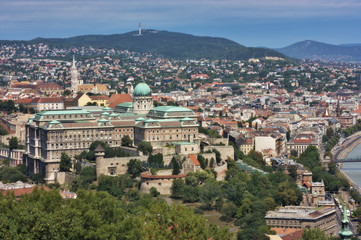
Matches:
[[342, 143, 361, 187]]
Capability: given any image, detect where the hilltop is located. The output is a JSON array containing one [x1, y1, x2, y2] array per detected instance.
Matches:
[[275, 40, 361, 62], [2, 30, 286, 60]]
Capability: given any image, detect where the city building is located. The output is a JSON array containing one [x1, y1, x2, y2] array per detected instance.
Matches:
[[24, 83, 199, 183], [265, 206, 337, 237]]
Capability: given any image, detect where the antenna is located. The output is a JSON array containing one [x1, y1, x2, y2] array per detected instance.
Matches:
[[138, 23, 141, 36]]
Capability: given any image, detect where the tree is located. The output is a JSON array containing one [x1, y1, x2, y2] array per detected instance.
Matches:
[[63, 89, 71, 96], [183, 185, 200, 203], [171, 157, 181, 175], [127, 159, 143, 178], [96, 175, 129, 198], [137, 141, 153, 156], [0, 125, 8, 135], [197, 154, 207, 169], [8, 137, 19, 151], [220, 202, 237, 222], [171, 179, 185, 199], [212, 149, 222, 164], [300, 228, 331, 240], [150, 187, 160, 197], [199, 181, 223, 209], [121, 135, 133, 147], [148, 153, 164, 168], [286, 129, 291, 141], [60, 152, 72, 172], [326, 127, 334, 139], [290, 149, 298, 157], [288, 165, 298, 180]]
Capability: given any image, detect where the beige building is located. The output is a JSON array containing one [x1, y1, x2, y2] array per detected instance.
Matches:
[[30, 97, 64, 112], [287, 134, 319, 156], [89, 95, 109, 107], [24, 82, 200, 183], [265, 206, 337, 237], [239, 138, 254, 155]]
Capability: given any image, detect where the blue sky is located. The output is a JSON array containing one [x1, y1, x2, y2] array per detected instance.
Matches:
[[1, 0, 361, 48]]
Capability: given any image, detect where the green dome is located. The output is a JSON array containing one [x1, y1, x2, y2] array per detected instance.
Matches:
[[134, 83, 151, 96]]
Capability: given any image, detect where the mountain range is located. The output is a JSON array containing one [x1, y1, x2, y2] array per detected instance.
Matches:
[[1, 30, 286, 61], [275, 40, 361, 62]]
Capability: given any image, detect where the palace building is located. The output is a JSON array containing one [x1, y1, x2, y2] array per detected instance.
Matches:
[[24, 82, 199, 183]]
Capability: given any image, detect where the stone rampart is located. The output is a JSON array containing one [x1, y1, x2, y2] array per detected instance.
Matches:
[[96, 156, 147, 178], [139, 173, 186, 195], [203, 146, 234, 161], [56, 172, 77, 185]]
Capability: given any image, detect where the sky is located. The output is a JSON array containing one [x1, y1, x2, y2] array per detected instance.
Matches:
[[1, 0, 361, 48]]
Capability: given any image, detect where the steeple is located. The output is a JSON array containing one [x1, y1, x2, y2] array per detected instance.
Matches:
[[338, 202, 353, 240], [70, 55, 82, 92], [72, 55, 76, 68]]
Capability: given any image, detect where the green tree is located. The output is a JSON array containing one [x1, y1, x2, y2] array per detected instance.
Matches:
[[137, 141, 153, 156], [62, 89, 71, 96], [127, 159, 143, 178], [149, 187, 160, 197], [147, 153, 164, 168], [300, 228, 331, 240], [220, 202, 237, 222], [197, 154, 207, 169], [121, 135, 133, 147], [171, 179, 185, 199], [213, 149, 222, 164], [290, 149, 298, 157], [288, 165, 298, 180], [0, 125, 8, 135], [59, 152, 72, 172], [8, 136, 19, 151], [286, 129, 291, 141], [171, 157, 181, 175], [183, 185, 200, 203], [199, 181, 223, 209]]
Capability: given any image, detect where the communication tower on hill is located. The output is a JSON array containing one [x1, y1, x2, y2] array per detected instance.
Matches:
[[139, 23, 142, 36]]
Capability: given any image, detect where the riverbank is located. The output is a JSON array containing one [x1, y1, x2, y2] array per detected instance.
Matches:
[[333, 132, 361, 161], [333, 132, 361, 197]]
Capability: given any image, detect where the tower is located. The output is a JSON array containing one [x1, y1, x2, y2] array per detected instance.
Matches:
[[336, 97, 341, 118], [129, 84, 134, 98], [70, 55, 82, 92], [138, 23, 142, 36], [132, 82, 153, 115], [338, 203, 353, 240], [355, 96, 359, 111]]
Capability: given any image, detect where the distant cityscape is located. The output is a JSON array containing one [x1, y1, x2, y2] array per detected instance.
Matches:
[[0, 36, 361, 240]]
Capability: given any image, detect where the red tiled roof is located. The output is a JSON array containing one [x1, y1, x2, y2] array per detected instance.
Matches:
[[189, 154, 200, 166], [1, 186, 50, 197], [89, 95, 109, 101], [281, 229, 303, 240], [37, 83, 63, 90], [292, 138, 314, 144], [108, 94, 132, 109], [31, 97, 64, 103], [271, 228, 300, 235], [15, 98, 33, 104], [140, 173, 186, 179]]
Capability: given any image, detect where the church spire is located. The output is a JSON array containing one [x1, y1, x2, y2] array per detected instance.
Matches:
[[338, 202, 353, 240], [72, 55, 76, 67], [70, 55, 80, 92]]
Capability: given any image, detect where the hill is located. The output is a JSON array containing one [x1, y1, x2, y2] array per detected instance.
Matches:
[[275, 40, 361, 62], [23, 30, 285, 60]]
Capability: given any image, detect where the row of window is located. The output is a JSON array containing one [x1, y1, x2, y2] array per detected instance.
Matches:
[[46, 113, 91, 119], [148, 134, 196, 141], [147, 128, 196, 134]]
